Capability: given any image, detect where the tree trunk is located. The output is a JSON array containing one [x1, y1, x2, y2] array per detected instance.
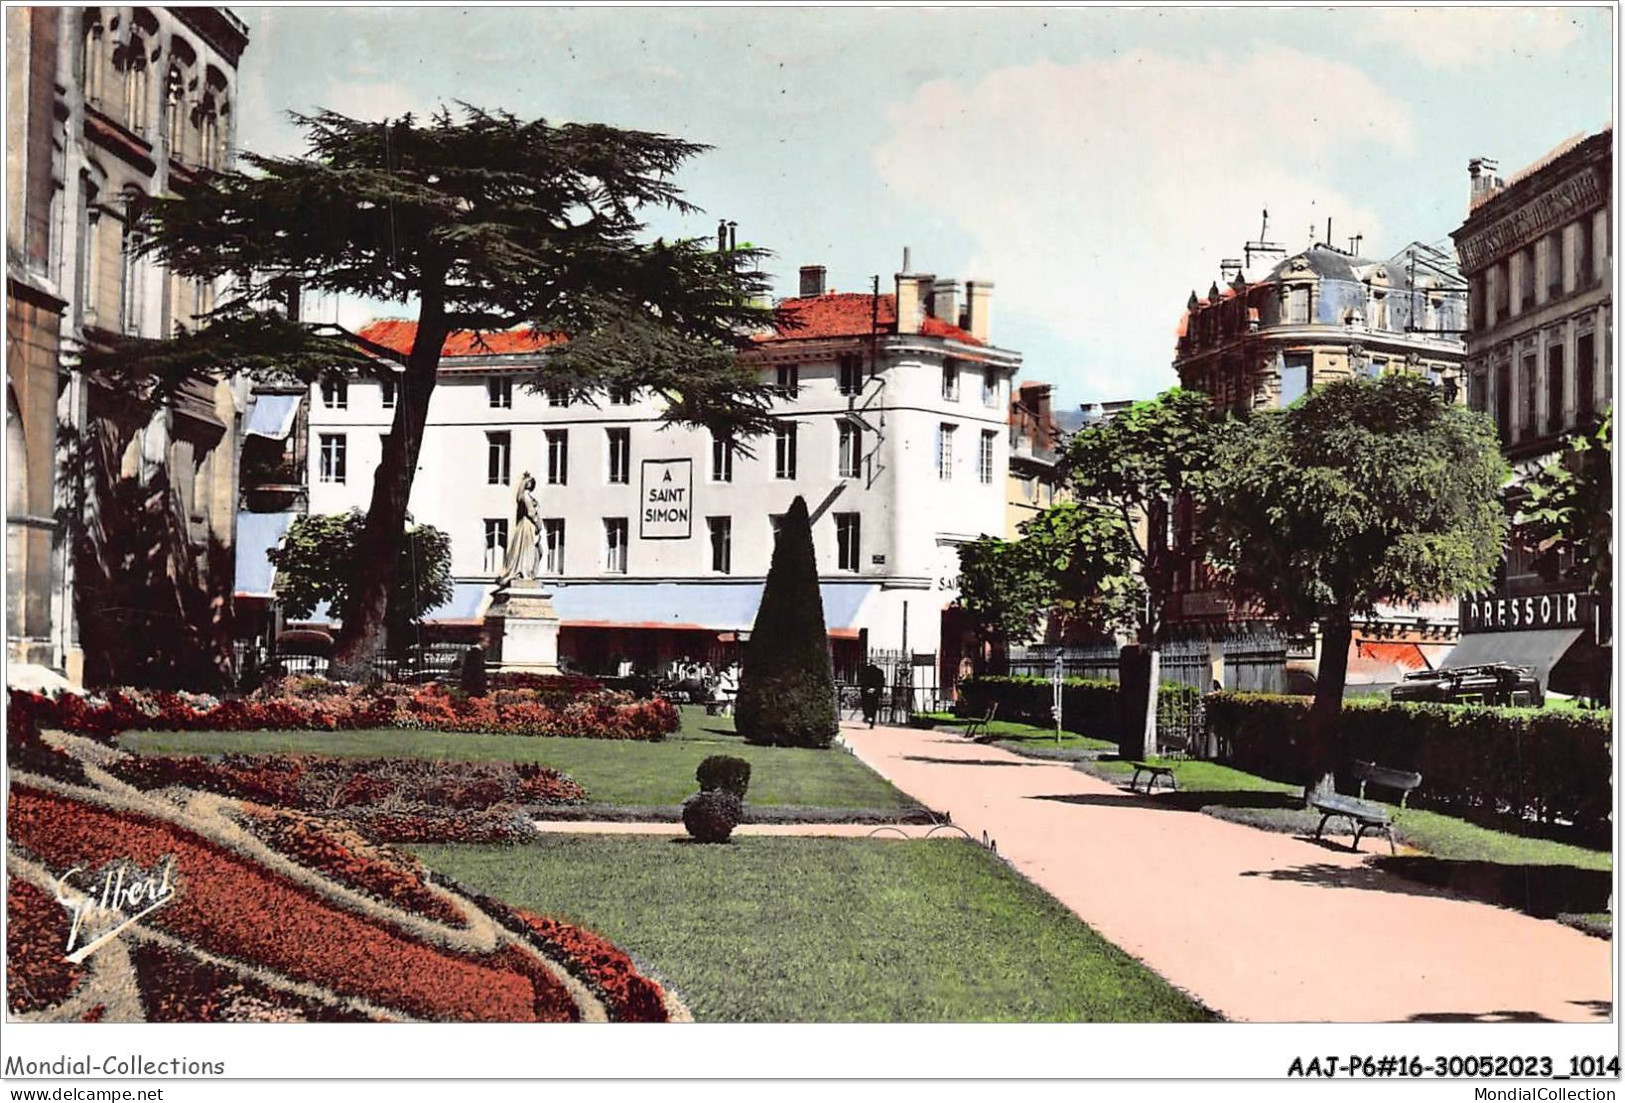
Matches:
[[1118, 644, 1159, 759], [1303, 612, 1353, 804], [329, 302, 447, 677]]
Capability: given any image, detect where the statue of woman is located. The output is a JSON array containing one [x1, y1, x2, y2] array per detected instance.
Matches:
[[494, 472, 541, 588]]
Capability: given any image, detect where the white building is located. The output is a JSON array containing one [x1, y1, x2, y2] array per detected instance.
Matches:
[[288, 262, 1021, 679]]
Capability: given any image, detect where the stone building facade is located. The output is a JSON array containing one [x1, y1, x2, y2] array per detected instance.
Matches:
[[4, 6, 249, 687], [1163, 237, 1470, 693], [1173, 241, 1468, 415], [1446, 128, 1613, 698], [1005, 381, 1069, 540]]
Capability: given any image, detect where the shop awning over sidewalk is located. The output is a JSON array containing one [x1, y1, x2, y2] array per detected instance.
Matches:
[[1439, 628, 1584, 687], [548, 582, 875, 637]]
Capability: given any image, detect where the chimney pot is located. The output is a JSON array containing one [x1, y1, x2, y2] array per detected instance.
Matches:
[[964, 279, 995, 342], [930, 278, 961, 324], [799, 265, 827, 298]]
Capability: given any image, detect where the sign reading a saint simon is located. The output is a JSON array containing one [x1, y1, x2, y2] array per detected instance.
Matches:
[[640, 458, 693, 540]]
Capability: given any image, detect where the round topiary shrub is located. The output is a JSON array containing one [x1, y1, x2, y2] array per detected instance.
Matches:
[[695, 754, 751, 798], [681, 790, 742, 844]]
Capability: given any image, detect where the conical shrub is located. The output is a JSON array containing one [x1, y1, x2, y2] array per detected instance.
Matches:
[[735, 496, 837, 747]]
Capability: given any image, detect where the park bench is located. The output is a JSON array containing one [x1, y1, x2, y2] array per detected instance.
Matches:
[[1127, 761, 1177, 794], [1310, 760, 1423, 854], [960, 703, 998, 741]]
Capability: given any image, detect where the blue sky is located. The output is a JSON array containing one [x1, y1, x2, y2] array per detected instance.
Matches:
[[232, 5, 1614, 408]]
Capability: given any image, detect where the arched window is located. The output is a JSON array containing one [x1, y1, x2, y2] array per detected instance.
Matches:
[[118, 190, 145, 335], [165, 37, 196, 161], [198, 98, 219, 170], [81, 12, 106, 109], [79, 176, 102, 328], [120, 34, 150, 134], [197, 67, 229, 171], [164, 64, 184, 152]]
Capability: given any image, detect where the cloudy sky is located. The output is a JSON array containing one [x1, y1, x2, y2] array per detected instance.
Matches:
[[232, 5, 1613, 407]]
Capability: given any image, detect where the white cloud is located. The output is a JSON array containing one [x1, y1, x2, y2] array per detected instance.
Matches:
[[1360, 7, 1584, 69], [873, 46, 1415, 398], [320, 80, 443, 123]]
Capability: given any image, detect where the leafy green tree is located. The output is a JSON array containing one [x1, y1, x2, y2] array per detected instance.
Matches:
[[1512, 405, 1612, 605], [1059, 389, 1232, 752], [955, 501, 1135, 669], [85, 107, 778, 674], [1206, 373, 1509, 797], [735, 496, 837, 748], [266, 510, 454, 646]]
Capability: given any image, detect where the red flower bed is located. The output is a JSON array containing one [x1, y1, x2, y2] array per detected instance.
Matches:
[[452, 883, 670, 1023], [337, 807, 537, 844], [9, 786, 576, 1022], [235, 805, 466, 926], [7, 877, 86, 1015], [487, 672, 605, 698], [109, 754, 585, 810], [129, 941, 373, 1022], [10, 683, 679, 742], [509, 908, 670, 1023]]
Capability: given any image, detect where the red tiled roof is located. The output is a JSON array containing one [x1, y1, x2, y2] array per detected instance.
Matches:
[[756, 292, 986, 347], [359, 320, 565, 359], [760, 293, 896, 343], [362, 291, 988, 360]]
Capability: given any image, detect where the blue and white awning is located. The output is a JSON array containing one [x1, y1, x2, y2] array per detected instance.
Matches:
[[234, 511, 298, 598], [547, 581, 875, 634]]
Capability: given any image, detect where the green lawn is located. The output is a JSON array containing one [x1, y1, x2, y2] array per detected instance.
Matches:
[[119, 706, 916, 812], [416, 835, 1215, 1023]]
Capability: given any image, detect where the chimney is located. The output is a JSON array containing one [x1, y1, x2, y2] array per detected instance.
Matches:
[[717, 219, 728, 252], [964, 280, 994, 342], [894, 271, 929, 335], [930, 278, 960, 324], [1468, 157, 1503, 209], [799, 265, 827, 298]]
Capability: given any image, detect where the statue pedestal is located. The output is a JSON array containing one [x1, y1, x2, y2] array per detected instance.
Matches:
[[483, 580, 561, 674]]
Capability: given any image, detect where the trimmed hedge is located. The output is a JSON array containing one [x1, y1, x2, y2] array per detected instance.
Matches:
[[955, 676, 1200, 743], [1206, 692, 1613, 843]]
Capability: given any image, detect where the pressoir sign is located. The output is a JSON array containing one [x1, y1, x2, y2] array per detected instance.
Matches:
[[640, 458, 693, 540], [1458, 588, 1594, 634]]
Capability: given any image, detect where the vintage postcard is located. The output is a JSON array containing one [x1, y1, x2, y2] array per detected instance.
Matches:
[[2, 2, 1616, 1092]]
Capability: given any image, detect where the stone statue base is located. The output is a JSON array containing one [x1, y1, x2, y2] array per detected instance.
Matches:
[[483, 579, 561, 675]]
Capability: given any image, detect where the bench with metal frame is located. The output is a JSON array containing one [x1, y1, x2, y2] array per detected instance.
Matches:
[[1310, 760, 1422, 854], [960, 703, 999, 741], [1127, 761, 1178, 794]]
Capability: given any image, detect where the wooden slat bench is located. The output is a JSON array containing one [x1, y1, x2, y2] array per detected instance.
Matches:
[[1310, 761, 1422, 854], [1128, 761, 1177, 794]]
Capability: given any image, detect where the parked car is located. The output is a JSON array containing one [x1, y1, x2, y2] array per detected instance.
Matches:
[[1390, 663, 1543, 707]]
